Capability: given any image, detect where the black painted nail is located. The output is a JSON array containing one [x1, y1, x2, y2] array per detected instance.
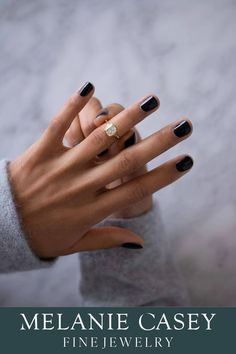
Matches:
[[96, 108, 109, 119], [174, 120, 192, 138], [140, 96, 159, 112], [124, 132, 136, 148], [78, 82, 94, 97], [122, 243, 143, 249], [97, 149, 108, 157], [176, 156, 193, 172]]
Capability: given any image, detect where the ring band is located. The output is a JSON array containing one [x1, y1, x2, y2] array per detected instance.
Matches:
[[104, 121, 120, 139]]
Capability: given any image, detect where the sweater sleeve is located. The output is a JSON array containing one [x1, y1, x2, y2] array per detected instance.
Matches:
[[78, 202, 190, 307], [0, 160, 55, 273]]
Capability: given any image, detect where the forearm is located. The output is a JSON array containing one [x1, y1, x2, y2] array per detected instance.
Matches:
[[0, 160, 55, 273], [78, 202, 190, 306]]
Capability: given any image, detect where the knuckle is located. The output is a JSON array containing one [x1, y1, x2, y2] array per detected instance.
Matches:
[[47, 116, 64, 135], [67, 94, 79, 107], [90, 128, 105, 147], [118, 151, 134, 173], [125, 106, 136, 124], [158, 127, 174, 149], [108, 103, 125, 114], [90, 96, 102, 107], [130, 181, 149, 202]]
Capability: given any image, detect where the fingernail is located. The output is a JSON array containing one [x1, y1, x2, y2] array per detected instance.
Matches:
[[97, 149, 109, 157], [173, 120, 192, 138], [78, 82, 94, 97], [176, 156, 193, 172], [140, 96, 159, 112], [124, 132, 136, 148], [96, 108, 109, 119], [122, 243, 143, 249]]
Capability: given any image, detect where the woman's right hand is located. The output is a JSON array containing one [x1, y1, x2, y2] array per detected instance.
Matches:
[[66, 98, 193, 218], [9, 82, 193, 259]]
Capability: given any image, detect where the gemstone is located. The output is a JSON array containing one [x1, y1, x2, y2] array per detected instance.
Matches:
[[105, 122, 117, 136]]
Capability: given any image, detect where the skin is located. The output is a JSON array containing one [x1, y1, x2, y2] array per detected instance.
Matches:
[[9, 83, 193, 258], [65, 98, 153, 218]]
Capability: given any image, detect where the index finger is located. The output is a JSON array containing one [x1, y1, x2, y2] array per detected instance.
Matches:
[[44, 81, 95, 145]]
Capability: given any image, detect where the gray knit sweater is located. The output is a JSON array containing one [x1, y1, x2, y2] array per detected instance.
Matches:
[[0, 159, 189, 306]]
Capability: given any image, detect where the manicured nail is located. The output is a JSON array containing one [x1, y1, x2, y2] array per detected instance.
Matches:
[[97, 149, 109, 157], [96, 108, 109, 119], [124, 132, 136, 148], [176, 156, 193, 172], [140, 96, 159, 112], [173, 120, 192, 138], [78, 82, 94, 97], [122, 243, 143, 249]]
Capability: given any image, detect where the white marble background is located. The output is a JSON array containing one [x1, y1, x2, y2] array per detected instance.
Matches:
[[0, 0, 236, 306]]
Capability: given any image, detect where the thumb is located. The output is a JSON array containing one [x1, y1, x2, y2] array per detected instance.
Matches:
[[64, 227, 144, 254]]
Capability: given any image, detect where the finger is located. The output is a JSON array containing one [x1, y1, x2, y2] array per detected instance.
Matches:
[[94, 103, 125, 158], [65, 97, 102, 147], [80, 97, 103, 137], [94, 103, 124, 127], [43, 81, 94, 145], [116, 129, 148, 182], [62, 227, 144, 254], [64, 116, 84, 147], [91, 119, 192, 188], [66, 94, 160, 165], [101, 129, 137, 162], [116, 128, 139, 151], [101, 128, 142, 162], [99, 155, 194, 215]]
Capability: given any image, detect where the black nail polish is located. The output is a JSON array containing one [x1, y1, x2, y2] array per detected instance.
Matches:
[[97, 149, 108, 157], [96, 108, 109, 119], [174, 120, 192, 138], [176, 156, 193, 172], [140, 96, 159, 112], [124, 132, 136, 148], [78, 82, 94, 97], [122, 243, 143, 249]]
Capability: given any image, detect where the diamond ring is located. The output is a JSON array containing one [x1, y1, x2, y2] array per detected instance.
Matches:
[[104, 121, 120, 139]]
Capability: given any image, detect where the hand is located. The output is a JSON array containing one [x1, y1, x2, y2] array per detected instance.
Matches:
[[9, 82, 193, 258], [65, 98, 153, 218]]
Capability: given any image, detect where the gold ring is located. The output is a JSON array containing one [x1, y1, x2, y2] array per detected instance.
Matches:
[[104, 121, 120, 139]]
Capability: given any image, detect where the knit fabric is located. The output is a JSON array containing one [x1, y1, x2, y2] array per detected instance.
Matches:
[[79, 204, 190, 306], [0, 160, 54, 272], [0, 159, 189, 306]]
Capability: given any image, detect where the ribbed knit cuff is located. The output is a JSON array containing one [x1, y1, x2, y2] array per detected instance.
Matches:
[[0, 160, 56, 273], [79, 202, 190, 306]]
